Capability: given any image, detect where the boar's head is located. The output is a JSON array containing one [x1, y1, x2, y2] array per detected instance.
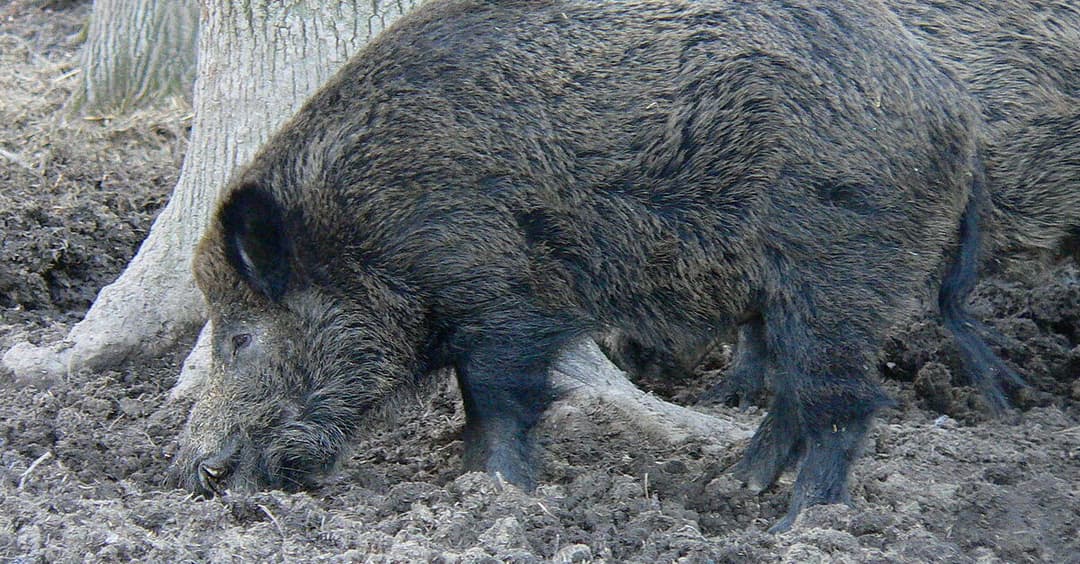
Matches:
[[170, 182, 426, 497]]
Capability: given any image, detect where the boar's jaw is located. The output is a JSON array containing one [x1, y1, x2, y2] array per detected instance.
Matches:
[[257, 418, 348, 491]]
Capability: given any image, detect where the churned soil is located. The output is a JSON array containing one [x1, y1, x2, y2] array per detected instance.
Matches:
[[1, 2, 1077, 562]]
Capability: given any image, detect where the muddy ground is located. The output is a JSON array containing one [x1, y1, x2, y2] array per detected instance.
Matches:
[[0, 2, 1077, 562]]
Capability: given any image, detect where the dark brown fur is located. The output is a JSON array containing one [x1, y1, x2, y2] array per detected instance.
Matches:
[[702, 0, 1079, 410], [891, 0, 1080, 262], [171, 0, 1071, 532]]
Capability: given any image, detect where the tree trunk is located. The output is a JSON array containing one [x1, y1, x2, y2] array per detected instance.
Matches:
[[3, 0, 419, 382], [77, 0, 199, 113]]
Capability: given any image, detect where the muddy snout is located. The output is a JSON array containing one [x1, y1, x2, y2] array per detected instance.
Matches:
[[172, 421, 334, 498]]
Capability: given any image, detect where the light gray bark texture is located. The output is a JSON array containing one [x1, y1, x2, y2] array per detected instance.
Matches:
[[78, 0, 199, 113], [547, 339, 751, 448]]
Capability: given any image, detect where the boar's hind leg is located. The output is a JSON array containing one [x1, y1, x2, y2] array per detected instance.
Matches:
[[699, 316, 770, 409], [454, 325, 568, 490], [735, 307, 893, 533]]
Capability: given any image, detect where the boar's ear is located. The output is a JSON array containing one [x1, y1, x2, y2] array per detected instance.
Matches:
[[220, 183, 292, 302]]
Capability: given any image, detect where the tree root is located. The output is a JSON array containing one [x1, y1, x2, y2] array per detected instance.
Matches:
[[548, 339, 751, 449], [3, 232, 205, 383]]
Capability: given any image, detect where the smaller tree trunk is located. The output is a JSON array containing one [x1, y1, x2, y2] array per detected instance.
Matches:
[[77, 0, 199, 113]]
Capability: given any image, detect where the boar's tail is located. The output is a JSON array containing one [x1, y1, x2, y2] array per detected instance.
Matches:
[[938, 159, 1026, 412]]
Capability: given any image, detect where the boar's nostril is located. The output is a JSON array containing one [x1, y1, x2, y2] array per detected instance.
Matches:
[[195, 438, 240, 497], [198, 460, 232, 497]]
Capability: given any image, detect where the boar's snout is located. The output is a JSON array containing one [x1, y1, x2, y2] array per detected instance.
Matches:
[[168, 434, 243, 499], [194, 437, 239, 498], [172, 413, 342, 498]]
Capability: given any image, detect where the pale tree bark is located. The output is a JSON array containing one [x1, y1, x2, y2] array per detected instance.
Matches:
[[76, 0, 199, 114], [3, 0, 420, 382]]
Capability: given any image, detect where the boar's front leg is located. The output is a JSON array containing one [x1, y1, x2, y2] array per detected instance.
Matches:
[[452, 320, 572, 490], [736, 302, 894, 533]]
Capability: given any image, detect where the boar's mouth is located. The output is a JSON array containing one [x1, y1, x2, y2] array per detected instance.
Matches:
[[193, 435, 241, 497], [172, 429, 332, 499], [168, 435, 242, 499]]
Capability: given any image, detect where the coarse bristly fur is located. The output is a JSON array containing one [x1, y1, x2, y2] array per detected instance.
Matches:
[[891, 0, 1079, 410], [170, 0, 1078, 533]]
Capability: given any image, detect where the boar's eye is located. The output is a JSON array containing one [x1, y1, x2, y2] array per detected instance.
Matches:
[[231, 333, 252, 355]]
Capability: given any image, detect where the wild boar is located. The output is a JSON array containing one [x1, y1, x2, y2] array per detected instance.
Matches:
[[171, 0, 1016, 532]]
